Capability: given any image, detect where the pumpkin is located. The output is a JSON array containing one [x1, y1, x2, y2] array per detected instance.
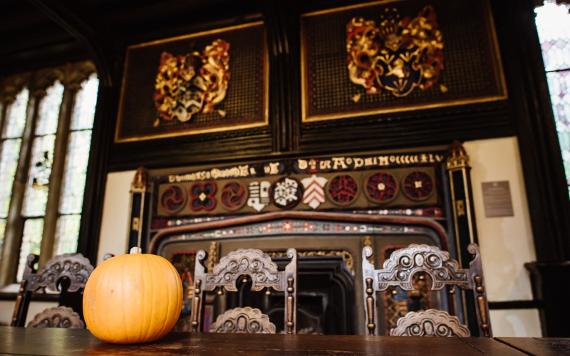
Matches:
[[83, 247, 183, 344]]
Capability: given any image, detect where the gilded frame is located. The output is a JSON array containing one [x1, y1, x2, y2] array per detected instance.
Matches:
[[300, 0, 508, 123], [115, 21, 269, 143]]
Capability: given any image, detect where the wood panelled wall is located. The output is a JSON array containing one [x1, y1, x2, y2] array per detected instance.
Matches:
[[19, 0, 569, 267]]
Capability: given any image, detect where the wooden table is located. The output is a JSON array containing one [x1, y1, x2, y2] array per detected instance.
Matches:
[[0, 326, 568, 355]]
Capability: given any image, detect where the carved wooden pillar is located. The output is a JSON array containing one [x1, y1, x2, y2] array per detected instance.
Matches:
[[446, 141, 479, 266], [445, 141, 481, 336], [127, 167, 149, 252]]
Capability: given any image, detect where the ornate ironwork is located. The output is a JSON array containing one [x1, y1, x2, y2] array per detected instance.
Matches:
[[389, 309, 470, 337], [27, 306, 84, 329], [346, 6, 444, 98], [24, 253, 94, 293], [209, 307, 276, 334]]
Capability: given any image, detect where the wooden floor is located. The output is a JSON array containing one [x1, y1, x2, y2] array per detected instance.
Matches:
[[1, 326, 569, 355]]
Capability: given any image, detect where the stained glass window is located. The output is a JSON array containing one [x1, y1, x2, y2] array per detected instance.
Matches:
[[535, 1, 570, 197], [55, 74, 99, 254], [0, 63, 98, 284], [0, 88, 29, 254], [16, 218, 43, 280], [16, 81, 64, 278]]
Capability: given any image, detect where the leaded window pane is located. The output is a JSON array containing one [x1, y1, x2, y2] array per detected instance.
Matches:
[[535, 2, 570, 71], [0, 218, 6, 255], [35, 81, 63, 136], [54, 214, 80, 255], [0, 139, 22, 217], [21, 134, 56, 217], [16, 218, 43, 281], [546, 71, 570, 189], [536, 1, 570, 196], [70, 74, 99, 131], [2, 89, 29, 139], [59, 131, 91, 214]]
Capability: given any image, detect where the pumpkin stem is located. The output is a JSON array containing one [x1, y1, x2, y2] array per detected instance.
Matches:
[[130, 247, 142, 254]]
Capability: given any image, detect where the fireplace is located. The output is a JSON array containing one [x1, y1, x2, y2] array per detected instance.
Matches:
[[151, 211, 451, 335]]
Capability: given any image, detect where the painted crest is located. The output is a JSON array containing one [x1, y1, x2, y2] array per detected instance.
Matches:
[[271, 177, 304, 209], [189, 181, 217, 211], [346, 6, 444, 98], [247, 181, 271, 212], [301, 175, 328, 209], [154, 39, 230, 124]]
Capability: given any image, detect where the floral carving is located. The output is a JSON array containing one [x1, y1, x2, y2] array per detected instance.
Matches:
[[390, 309, 470, 337], [204, 249, 287, 291], [209, 307, 276, 334], [154, 39, 230, 124], [221, 181, 248, 211], [402, 171, 434, 201], [327, 175, 359, 206], [27, 306, 85, 329], [369, 244, 470, 291], [160, 184, 186, 214], [365, 172, 398, 204], [24, 253, 93, 293], [189, 181, 217, 212]]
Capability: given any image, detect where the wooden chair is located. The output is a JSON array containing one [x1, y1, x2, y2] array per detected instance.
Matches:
[[191, 248, 297, 334], [11, 253, 94, 328], [362, 243, 491, 337], [209, 306, 276, 334]]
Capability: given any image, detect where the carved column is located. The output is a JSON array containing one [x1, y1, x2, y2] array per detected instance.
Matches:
[[445, 141, 481, 336], [127, 167, 149, 251], [446, 141, 479, 266]]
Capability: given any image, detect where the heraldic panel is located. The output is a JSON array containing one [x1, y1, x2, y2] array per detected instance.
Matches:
[[152, 149, 445, 224], [115, 22, 268, 142], [301, 0, 506, 122]]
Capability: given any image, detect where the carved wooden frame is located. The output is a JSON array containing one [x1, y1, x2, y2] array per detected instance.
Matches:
[[389, 309, 470, 337], [209, 307, 276, 334], [190, 248, 297, 334], [27, 306, 85, 329], [362, 243, 491, 337], [11, 253, 94, 327]]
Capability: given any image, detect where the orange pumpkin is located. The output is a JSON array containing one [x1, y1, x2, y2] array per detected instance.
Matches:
[[83, 248, 183, 344]]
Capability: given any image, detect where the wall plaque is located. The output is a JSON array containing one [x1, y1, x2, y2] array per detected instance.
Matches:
[[482, 181, 514, 218]]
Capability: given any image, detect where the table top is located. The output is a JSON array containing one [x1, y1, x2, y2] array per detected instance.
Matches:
[[1, 326, 569, 355]]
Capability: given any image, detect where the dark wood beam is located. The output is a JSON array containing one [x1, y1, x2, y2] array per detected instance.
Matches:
[[26, 0, 112, 87]]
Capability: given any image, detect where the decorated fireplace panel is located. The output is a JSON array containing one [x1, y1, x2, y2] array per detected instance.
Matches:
[[154, 150, 446, 220]]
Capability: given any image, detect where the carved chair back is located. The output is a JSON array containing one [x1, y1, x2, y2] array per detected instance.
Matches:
[[362, 243, 491, 337], [190, 248, 297, 334], [26, 306, 85, 329], [11, 253, 94, 327]]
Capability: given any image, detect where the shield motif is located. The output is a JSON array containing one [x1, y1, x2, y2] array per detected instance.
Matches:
[[301, 175, 328, 209]]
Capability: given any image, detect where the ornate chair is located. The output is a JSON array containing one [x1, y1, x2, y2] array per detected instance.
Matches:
[[191, 248, 297, 334], [11, 253, 94, 328], [362, 243, 491, 337]]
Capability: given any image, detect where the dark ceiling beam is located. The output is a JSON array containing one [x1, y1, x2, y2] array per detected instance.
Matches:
[[26, 0, 112, 87]]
